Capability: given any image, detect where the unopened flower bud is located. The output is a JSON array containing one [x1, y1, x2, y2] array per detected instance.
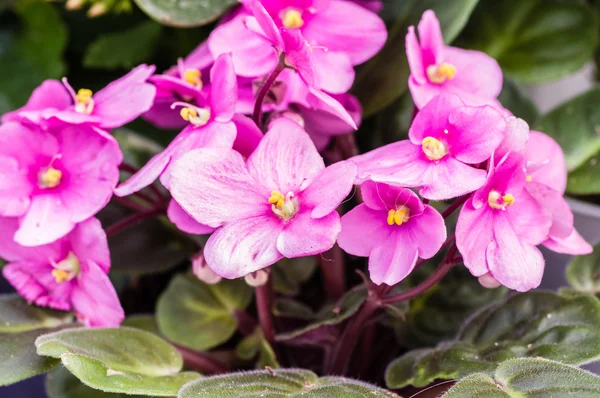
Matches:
[[478, 273, 502, 289], [192, 252, 221, 285], [66, 0, 85, 10], [244, 269, 269, 287], [87, 2, 108, 17]]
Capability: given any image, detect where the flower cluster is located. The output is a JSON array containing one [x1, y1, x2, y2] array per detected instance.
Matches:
[[0, 2, 592, 330]]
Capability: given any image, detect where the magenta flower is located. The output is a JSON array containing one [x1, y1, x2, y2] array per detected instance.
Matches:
[[456, 153, 553, 292], [3, 65, 156, 130], [0, 217, 124, 327], [525, 131, 592, 255], [169, 118, 357, 278], [0, 122, 122, 246], [338, 181, 446, 285], [406, 10, 503, 109], [144, 43, 214, 129], [352, 94, 506, 200]]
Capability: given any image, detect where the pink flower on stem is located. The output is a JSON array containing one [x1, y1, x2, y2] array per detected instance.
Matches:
[[456, 153, 553, 292], [525, 131, 592, 255], [352, 94, 506, 200], [169, 118, 357, 278], [3, 65, 156, 130], [406, 10, 503, 109], [144, 43, 214, 129], [0, 122, 122, 246], [338, 181, 446, 285], [0, 217, 124, 327]]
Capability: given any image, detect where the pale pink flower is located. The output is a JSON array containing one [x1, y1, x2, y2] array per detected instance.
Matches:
[[0, 217, 124, 327], [3, 65, 156, 130], [192, 251, 222, 285], [406, 10, 503, 109], [0, 122, 122, 246], [456, 153, 553, 292], [338, 181, 446, 285], [169, 118, 356, 278], [352, 94, 506, 200]]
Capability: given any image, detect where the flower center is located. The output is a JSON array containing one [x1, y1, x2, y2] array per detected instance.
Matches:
[[177, 105, 211, 127], [426, 63, 456, 84], [281, 8, 304, 29], [51, 252, 80, 283], [387, 205, 410, 226], [422, 137, 448, 161], [38, 167, 62, 189], [183, 69, 203, 89], [74, 88, 95, 114], [268, 190, 298, 221], [488, 190, 515, 210]]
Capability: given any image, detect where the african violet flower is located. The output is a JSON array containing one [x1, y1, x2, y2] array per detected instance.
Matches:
[[352, 94, 506, 200], [406, 10, 503, 109], [169, 118, 357, 278], [3, 65, 156, 130], [456, 153, 553, 292], [525, 131, 592, 255], [144, 43, 214, 129], [338, 181, 446, 286], [0, 217, 124, 327], [0, 122, 122, 246]]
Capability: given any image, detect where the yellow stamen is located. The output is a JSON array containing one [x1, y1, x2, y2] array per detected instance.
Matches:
[[387, 206, 410, 226], [39, 167, 62, 189], [52, 269, 70, 283], [526, 175, 533, 182], [51, 252, 80, 284], [422, 137, 448, 161], [426, 62, 457, 84], [269, 190, 298, 220], [183, 69, 203, 89], [74, 88, 95, 114], [488, 190, 515, 210], [268, 190, 286, 208], [180, 107, 198, 121], [179, 106, 211, 127], [281, 8, 304, 29]]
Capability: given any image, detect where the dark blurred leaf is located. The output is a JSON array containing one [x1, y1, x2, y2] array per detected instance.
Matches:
[[353, 0, 479, 117], [566, 243, 600, 294], [460, 0, 598, 83], [235, 328, 281, 369], [272, 256, 317, 296], [497, 76, 539, 125], [83, 21, 162, 69], [133, 0, 237, 27], [567, 155, 600, 194]]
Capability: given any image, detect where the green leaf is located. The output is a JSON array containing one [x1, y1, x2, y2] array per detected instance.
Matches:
[[133, 0, 237, 28], [83, 21, 162, 70], [460, 0, 598, 83], [235, 329, 281, 369], [122, 315, 161, 336], [353, 0, 479, 117], [566, 243, 600, 294], [567, 156, 600, 195], [113, 128, 164, 169], [178, 368, 395, 398], [443, 358, 600, 397], [157, 275, 253, 351], [536, 88, 600, 172], [60, 354, 200, 397], [36, 327, 184, 377], [497, 76, 539, 126], [0, 0, 67, 107], [0, 294, 73, 333], [272, 256, 317, 296], [0, 328, 61, 386], [386, 291, 600, 388]]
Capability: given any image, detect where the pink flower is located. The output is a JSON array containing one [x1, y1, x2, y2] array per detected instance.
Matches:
[[0, 217, 124, 327], [406, 10, 503, 109], [351, 0, 383, 13], [456, 153, 553, 292], [144, 43, 214, 129], [525, 131, 592, 255], [0, 122, 122, 246], [3, 65, 156, 130], [338, 181, 446, 285], [169, 118, 357, 278], [352, 94, 506, 200]]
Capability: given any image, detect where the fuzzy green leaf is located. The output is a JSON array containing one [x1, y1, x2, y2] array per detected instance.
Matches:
[[133, 0, 237, 28], [0, 294, 73, 333]]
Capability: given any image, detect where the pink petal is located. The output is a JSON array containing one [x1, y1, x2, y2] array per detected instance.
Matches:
[[180, 41, 214, 71], [525, 182, 570, 239], [204, 215, 284, 278], [360, 180, 423, 213], [149, 74, 202, 100], [406, 26, 426, 84], [277, 210, 340, 258], [232, 114, 263, 158], [281, 28, 315, 87], [0, 122, 59, 168], [69, 218, 110, 273], [487, 214, 544, 292], [114, 145, 172, 197], [301, 160, 356, 218], [456, 202, 494, 277], [143, 95, 189, 129], [495, 116, 530, 160], [170, 148, 267, 228], [417, 10, 444, 66], [0, 217, 62, 263], [338, 204, 392, 256], [419, 157, 488, 200], [408, 94, 464, 144], [15, 194, 75, 247], [72, 261, 124, 327], [2, 80, 72, 124], [443, 46, 503, 101], [311, 50, 354, 94], [407, 205, 446, 258], [369, 237, 419, 286], [210, 54, 238, 122], [526, 131, 567, 193], [306, 87, 358, 129], [0, 156, 33, 217], [505, 186, 552, 245], [167, 199, 215, 235], [302, 0, 387, 65], [543, 228, 593, 255], [246, 0, 284, 47], [298, 93, 362, 138], [247, 118, 325, 194]]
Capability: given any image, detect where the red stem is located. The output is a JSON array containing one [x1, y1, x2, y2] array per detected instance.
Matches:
[[442, 195, 470, 219], [255, 276, 277, 353], [319, 244, 346, 301], [106, 207, 165, 237], [253, 53, 286, 128], [112, 196, 150, 213], [175, 344, 229, 375]]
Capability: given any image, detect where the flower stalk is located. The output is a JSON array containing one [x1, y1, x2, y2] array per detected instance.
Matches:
[[253, 52, 287, 128]]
